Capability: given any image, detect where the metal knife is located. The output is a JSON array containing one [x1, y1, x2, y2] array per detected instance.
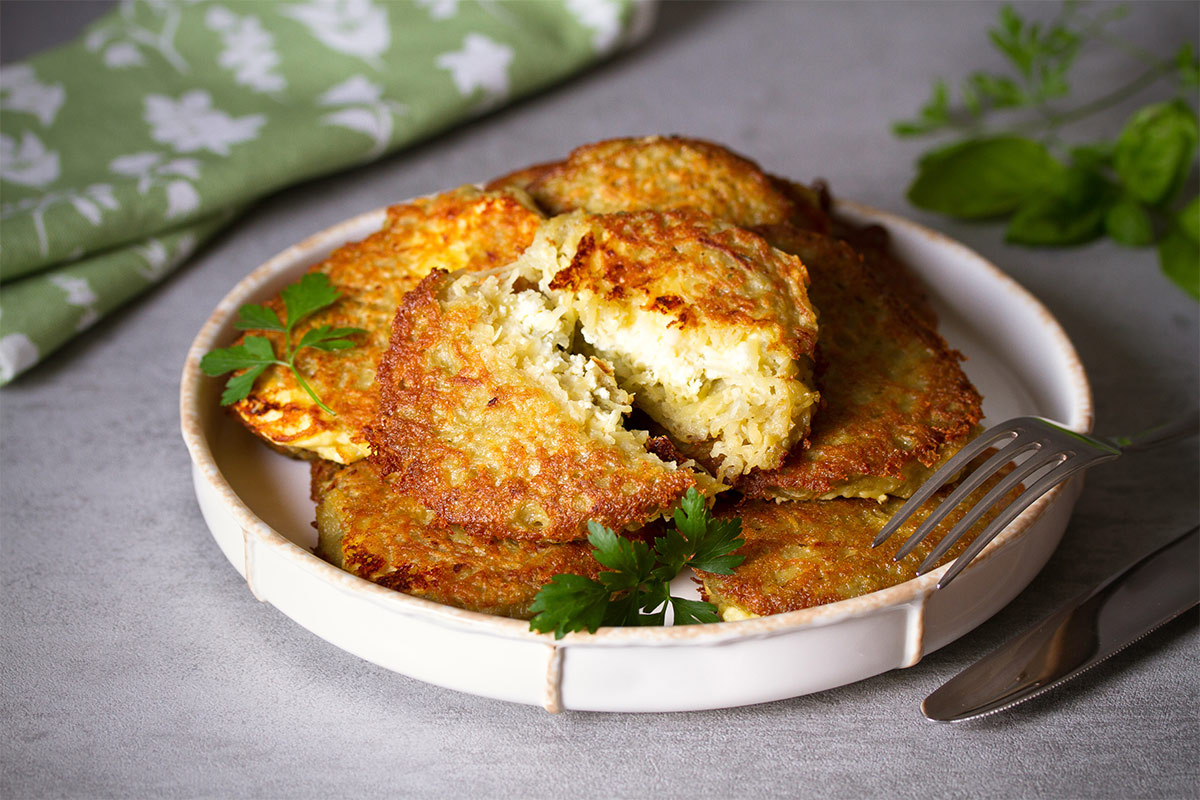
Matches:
[[923, 525, 1199, 723]]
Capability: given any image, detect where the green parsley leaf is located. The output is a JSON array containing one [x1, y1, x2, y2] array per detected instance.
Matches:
[[527, 574, 611, 638], [907, 136, 1066, 219], [234, 304, 285, 332], [281, 272, 341, 331], [527, 489, 746, 639], [201, 272, 364, 414]]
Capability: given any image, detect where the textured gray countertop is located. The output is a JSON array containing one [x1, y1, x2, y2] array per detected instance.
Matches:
[[2, 2, 1197, 798]]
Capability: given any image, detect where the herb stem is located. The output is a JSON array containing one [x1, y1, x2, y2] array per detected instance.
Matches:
[[1014, 60, 1175, 135], [288, 356, 336, 416]]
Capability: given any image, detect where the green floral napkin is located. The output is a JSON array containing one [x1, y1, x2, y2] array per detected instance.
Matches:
[[0, 0, 655, 384]]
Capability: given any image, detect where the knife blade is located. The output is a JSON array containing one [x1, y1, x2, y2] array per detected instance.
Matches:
[[923, 525, 1199, 723]]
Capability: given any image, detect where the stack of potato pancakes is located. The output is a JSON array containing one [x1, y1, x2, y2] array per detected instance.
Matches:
[[225, 136, 1009, 622]]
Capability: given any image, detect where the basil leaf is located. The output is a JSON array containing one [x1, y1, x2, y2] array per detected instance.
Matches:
[[1158, 228, 1200, 301], [1178, 195, 1200, 243], [1006, 167, 1116, 246], [908, 137, 1066, 219], [1113, 100, 1199, 206], [1104, 198, 1156, 247]]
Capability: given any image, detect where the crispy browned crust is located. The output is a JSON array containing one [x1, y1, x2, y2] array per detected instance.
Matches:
[[484, 160, 561, 193], [367, 270, 697, 543], [697, 467, 1021, 616], [809, 179, 938, 327], [546, 209, 818, 361], [226, 186, 542, 462], [736, 226, 982, 501], [312, 459, 602, 619], [525, 135, 829, 231]]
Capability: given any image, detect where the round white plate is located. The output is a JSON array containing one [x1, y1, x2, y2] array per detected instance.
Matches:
[[180, 201, 1092, 713]]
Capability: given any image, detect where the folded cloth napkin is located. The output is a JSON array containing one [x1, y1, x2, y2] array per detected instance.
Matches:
[[0, 0, 656, 384]]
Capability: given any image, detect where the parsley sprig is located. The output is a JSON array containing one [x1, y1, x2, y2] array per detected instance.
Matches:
[[528, 489, 745, 639], [200, 272, 365, 414], [893, 3, 1200, 299]]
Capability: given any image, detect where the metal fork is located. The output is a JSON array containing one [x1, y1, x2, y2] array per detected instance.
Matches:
[[873, 413, 1199, 589]]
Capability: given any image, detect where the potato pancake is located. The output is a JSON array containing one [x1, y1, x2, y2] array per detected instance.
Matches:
[[312, 459, 601, 619], [521, 135, 831, 233], [697, 469, 1020, 619], [228, 186, 542, 463], [735, 226, 981, 501], [517, 209, 820, 479], [367, 267, 706, 543]]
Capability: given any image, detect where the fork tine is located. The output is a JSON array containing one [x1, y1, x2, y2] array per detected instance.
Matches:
[[934, 457, 1099, 588], [890, 436, 1042, 561], [871, 423, 1024, 548], [914, 446, 1069, 575]]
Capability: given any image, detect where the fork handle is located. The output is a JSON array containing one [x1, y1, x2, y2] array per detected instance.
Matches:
[[1114, 412, 1200, 452]]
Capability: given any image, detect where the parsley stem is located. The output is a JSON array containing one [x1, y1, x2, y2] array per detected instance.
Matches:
[[287, 356, 337, 416]]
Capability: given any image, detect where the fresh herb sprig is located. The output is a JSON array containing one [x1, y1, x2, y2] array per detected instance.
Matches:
[[200, 272, 365, 414], [893, 3, 1200, 299], [528, 488, 745, 639]]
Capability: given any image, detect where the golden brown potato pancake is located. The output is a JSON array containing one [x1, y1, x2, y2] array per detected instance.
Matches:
[[367, 267, 705, 543], [522, 135, 831, 233], [312, 459, 601, 619], [736, 226, 982, 501], [518, 208, 820, 479], [226, 186, 542, 463], [697, 469, 1020, 619]]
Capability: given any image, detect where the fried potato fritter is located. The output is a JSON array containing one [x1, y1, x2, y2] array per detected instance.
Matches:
[[367, 267, 704, 543], [228, 186, 542, 463], [312, 460, 601, 618], [523, 135, 831, 233], [518, 209, 821, 479], [697, 469, 1022, 619], [736, 226, 982, 501]]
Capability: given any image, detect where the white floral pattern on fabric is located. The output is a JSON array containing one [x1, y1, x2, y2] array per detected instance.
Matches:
[[111, 152, 203, 219], [282, 0, 390, 69], [0, 333, 40, 384], [416, 0, 459, 20], [206, 6, 287, 94], [319, 76, 406, 161], [48, 274, 101, 331], [1, 184, 119, 258], [436, 33, 513, 107], [0, 131, 60, 187], [0, 64, 65, 127], [144, 91, 266, 156], [85, 1, 189, 73], [134, 232, 197, 282], [566, 0, 624, 53]]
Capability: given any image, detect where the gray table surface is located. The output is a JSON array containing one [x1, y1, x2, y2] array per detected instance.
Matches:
[[2, 1, 1197, 798]]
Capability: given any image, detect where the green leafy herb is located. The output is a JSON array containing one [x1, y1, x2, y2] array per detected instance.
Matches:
[[527, 488, 745, 639], [893, 2, 1200, 299], [200, 272, 365, 414]]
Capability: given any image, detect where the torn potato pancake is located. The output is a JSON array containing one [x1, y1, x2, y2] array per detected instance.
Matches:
[[737, 226, 982, 502], [522, 135, 831, 233], [312, 459, 602, 619], [228, 186, 542, 463], [515, 208, 820, 480], [367, 267, 707, 543], [697, 467, 1021, 620]]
